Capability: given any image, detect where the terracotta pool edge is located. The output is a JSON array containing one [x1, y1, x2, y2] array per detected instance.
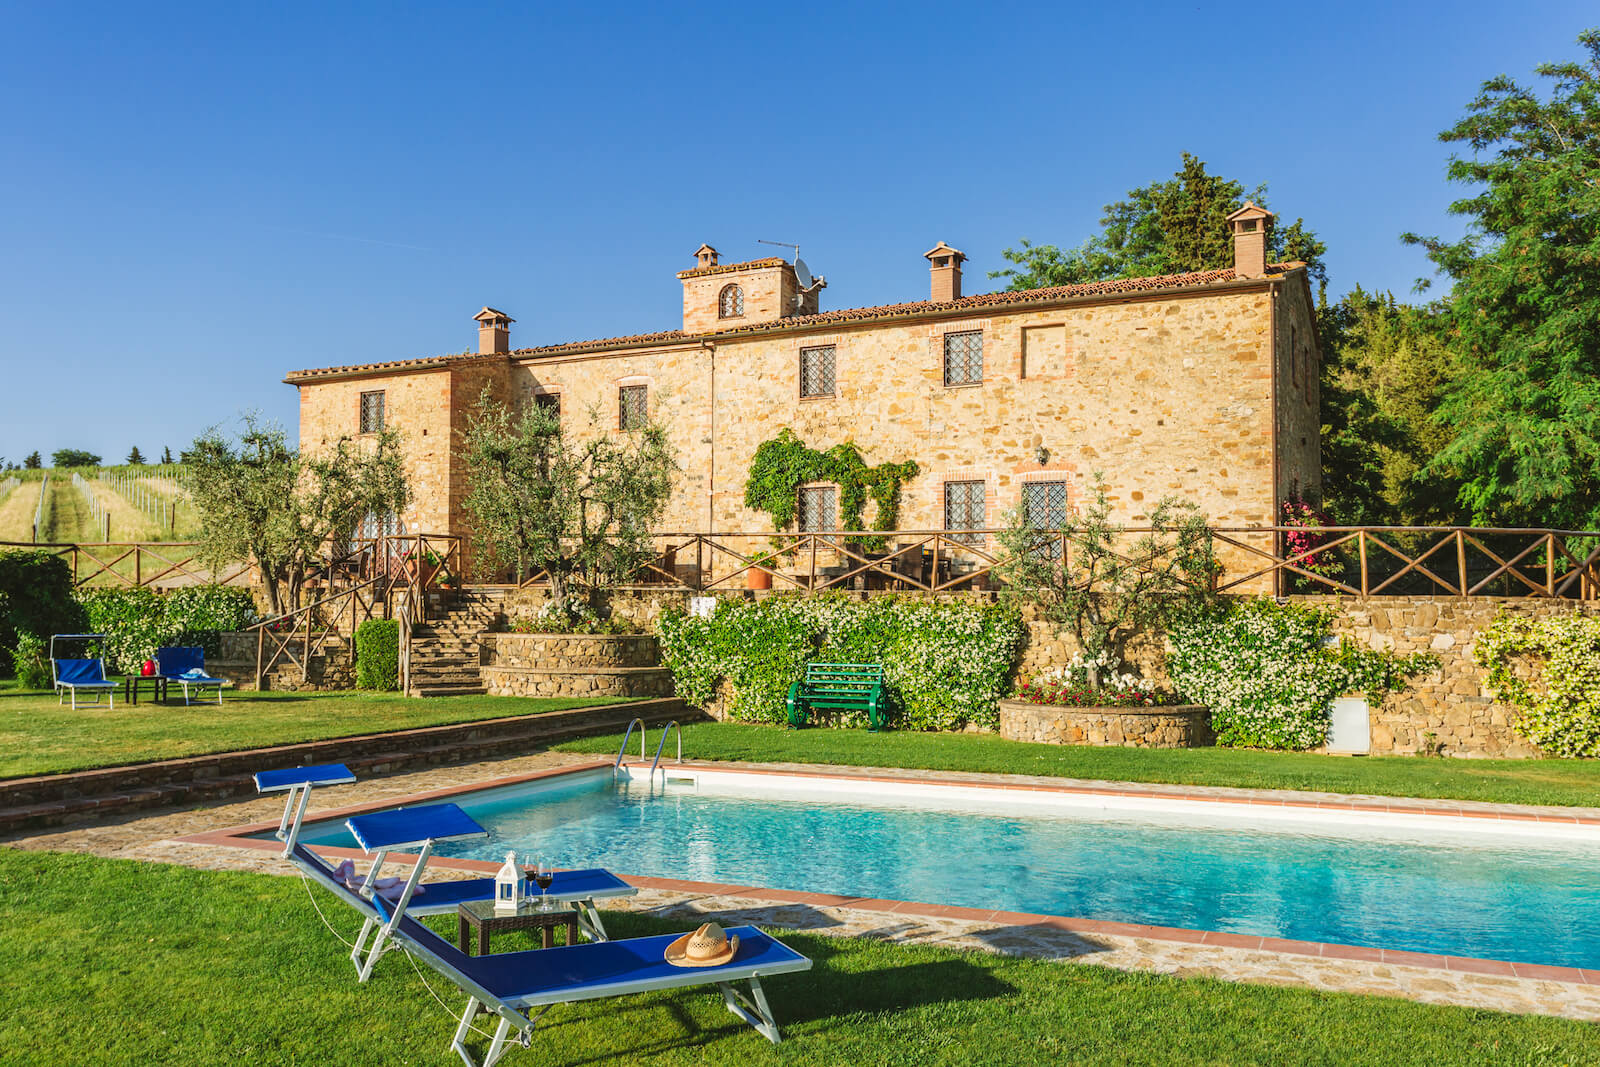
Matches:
[[174, 757, 1598, 988]]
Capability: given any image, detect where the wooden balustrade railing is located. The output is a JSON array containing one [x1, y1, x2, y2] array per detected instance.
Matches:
[[500, 526, 1600, 601]]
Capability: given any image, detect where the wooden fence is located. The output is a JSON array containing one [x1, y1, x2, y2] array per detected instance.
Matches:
[[508, 526, 1600, 601]]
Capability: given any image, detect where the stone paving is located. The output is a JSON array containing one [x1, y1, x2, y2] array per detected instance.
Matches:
[[6, 752, 1599, 1022]]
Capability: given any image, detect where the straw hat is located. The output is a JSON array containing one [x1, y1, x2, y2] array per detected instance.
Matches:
[[664, 922, 741, 968]]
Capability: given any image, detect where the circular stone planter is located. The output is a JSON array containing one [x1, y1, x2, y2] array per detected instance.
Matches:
[[478, 632, 673, 699], [998, 698, 1212, 749]]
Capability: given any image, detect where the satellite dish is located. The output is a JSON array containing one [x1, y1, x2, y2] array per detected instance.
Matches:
[[793, 257, 814, 290]]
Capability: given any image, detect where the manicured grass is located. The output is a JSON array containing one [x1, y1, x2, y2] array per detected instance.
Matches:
[[0, 679, 630, 779], [558, 723, 1600, 809], [1, 848, 1595, 1066]]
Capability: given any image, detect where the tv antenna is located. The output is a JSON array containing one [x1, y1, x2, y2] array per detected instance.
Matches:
[[757, 239, 825, 308]]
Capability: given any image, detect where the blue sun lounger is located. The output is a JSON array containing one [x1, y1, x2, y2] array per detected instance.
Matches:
[[155, 646, 232, 705], [52, 657, 117, 709], [255, 765, 636, 981], [372, 894, 812, 1065]]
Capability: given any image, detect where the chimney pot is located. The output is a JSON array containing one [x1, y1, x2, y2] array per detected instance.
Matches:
[[1225, 202, 1274, 280], [923, 240, 967, 302], [694, 243, 720, 269], [473, 307, 514, 355]]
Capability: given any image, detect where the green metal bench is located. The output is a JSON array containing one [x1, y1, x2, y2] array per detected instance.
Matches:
[[785, 663, 887, 730]]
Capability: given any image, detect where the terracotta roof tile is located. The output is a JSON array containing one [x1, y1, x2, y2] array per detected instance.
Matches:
[[285, 264, 1296, 382]]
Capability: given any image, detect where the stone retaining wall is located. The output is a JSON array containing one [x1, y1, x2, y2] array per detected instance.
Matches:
[[999, 699, 1212, 748], [480, 666, 675, 699], [485, 588, 1591, 758], [478, 632, 661, 669]]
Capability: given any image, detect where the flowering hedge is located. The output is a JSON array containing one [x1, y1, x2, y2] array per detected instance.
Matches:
[[1167, 598, 1434, 749], [1014, 678, 1177, 708], [656, 594, 1024, 730], [1475, 612, 1600, 756]]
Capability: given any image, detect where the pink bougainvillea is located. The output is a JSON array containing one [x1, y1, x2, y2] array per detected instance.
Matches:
[[1280, 491, 1342, 577]]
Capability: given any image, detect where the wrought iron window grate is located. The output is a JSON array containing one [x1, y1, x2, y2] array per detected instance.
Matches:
[[800, 345, 836, 397], [944, 480, 986, 544], [359, 391, 385, 434], [619, 385, 648, 430], [943, 331, 983, 386]]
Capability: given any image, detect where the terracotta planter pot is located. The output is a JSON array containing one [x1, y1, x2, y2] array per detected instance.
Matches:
[[746, 565, 772, 591]]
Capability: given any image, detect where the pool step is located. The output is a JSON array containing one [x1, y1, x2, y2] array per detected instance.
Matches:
[[0, 698, 689, 833]]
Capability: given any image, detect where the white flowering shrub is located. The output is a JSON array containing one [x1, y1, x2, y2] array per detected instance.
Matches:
[[1476, 612, 1600, 756], [656, 594, 1025, 730], [1167, 598, 1434, 749]]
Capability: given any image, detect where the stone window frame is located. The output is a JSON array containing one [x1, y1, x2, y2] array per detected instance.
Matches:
[[1018, 320, 1068, 381], [618, 383, 649, 431], [532, 390, 561, 420], [941, 478, 988, 545], [798, 343, 838, 400], [796, 482, 839, 534], [940, 327, 985, 388], [358, 390, 385, 434], [718, 283, 745, 319]]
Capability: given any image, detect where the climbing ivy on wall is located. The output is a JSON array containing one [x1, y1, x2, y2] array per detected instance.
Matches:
[[744, 429, 918, 539]]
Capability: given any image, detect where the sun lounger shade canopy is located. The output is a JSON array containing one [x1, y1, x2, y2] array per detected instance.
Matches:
[[346, 803, 486, 852], [254, 764, 357, 793]]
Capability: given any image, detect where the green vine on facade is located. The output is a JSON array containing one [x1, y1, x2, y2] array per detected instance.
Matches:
[[744, 430, 918, 541]]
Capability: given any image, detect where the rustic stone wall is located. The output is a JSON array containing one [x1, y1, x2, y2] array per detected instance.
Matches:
[[563, 589, 1567, 759], [999, 699, 1212, 748], [1299, 596, 1599, 759], [478, 632, 661, 669], [478, 629, 673, 699]]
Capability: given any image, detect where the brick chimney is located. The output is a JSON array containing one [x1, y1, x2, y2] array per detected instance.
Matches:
[[1225, 202, 1274, 280], [693, 243, 720, 269], [473, 307, 513, 355], [924, 241, 966, 302]]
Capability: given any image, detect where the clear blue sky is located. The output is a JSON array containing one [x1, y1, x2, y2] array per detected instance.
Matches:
[[1, 1, 1592, 462]]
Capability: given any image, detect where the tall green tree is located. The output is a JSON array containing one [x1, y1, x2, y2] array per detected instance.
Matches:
[[1318, 288, 1459, 525], [23, 452, 41, 470], [184, 415, 409, 616], [126, 446, 145, 465], [1406, 30, 1600, 528], [992, 153, 1327, 290], [51, 449, 100, 468], [460, 392, 677, 619]]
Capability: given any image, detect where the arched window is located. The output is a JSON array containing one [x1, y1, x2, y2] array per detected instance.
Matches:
[[718, 284, 744, 318]]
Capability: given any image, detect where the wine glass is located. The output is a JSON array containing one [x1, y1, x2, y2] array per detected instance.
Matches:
[[535, 861, 555, 911], [521, 860, 537, 904]]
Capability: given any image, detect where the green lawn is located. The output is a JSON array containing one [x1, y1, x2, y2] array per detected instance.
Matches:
[[1, 849, 1594, 1066], [0, 679, 630, 779], [558, 723, 1600, 809]]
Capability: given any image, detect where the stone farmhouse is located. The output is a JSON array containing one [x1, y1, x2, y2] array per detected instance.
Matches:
[[286, 205, 1320, 577]]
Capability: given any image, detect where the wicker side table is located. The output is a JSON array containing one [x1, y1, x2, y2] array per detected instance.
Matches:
[[457, 898, 579, 955]]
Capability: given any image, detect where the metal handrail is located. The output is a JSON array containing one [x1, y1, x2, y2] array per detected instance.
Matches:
[[648, 721, 682, 782], [613, 718, 646, 779]]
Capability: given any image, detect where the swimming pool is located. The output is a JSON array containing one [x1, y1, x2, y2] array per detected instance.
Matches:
[[293, 765, 1600, 971]]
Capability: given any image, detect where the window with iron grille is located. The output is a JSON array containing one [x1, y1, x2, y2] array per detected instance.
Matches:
[[799, 345, 836, 398], [718, 284, 745, 318], [533, 392, 560, 419], [359, 391, 385, 434], [618, 385, 648, 430], [1023, 480, 1068, 558], [943, 330, 983, 386], [798, 485, 837, 532], [944, 480, 986, 544]]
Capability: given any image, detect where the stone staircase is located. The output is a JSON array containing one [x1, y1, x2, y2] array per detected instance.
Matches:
[[257, 631, 354, 691], [406, 587, 510, 698]]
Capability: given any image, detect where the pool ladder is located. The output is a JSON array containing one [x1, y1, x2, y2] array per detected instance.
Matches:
[[613, 717, 682, 784]]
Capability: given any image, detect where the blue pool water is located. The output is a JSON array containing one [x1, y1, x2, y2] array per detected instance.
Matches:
[[297, 771, 1600, 969]]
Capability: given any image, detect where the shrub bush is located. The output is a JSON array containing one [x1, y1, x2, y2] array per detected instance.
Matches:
[[657, 594, 1024, 730], [1475, 612, 1600, 756], [11, 631, 52, 689], [75, 586, 261, 674], [1167, 598, 1434, 750], [355, 618, 399, 691], [0, 550, 84, 676]]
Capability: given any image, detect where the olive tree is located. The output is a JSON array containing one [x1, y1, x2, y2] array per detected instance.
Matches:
[[996, 476, 1218, 688], [185, 415, 410, 616], [459, 392, 676, 621]]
